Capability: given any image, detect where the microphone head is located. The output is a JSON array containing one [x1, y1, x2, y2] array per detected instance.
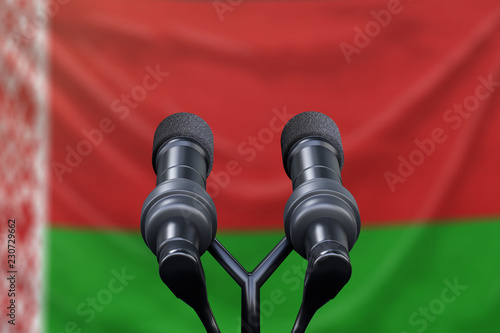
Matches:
[[152, 112, 214, 175], [281, 111, 344, 172]]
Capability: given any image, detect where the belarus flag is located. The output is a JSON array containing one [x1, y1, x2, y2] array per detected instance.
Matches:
[[1, 0, 500, 332]]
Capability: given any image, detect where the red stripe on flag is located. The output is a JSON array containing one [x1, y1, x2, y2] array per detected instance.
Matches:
[[49, 0, 500, 229]]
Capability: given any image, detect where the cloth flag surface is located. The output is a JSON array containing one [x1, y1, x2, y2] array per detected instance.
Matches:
[[1, 0, 500, 332]]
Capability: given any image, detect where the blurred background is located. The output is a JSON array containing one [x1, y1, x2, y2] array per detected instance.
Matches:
[[1, 0, 500, 332]]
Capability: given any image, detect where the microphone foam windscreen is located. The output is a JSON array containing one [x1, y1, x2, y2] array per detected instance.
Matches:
[[281, 111, 344, 170], [152, 112, 214, 175]]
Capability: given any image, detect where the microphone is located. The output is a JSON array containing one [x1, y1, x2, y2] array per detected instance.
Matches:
[[141, 112, 219, 332], [281, 111, 361, 333]]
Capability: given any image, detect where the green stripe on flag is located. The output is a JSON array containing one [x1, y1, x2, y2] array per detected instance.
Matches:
[[46, 219, 500, 333]]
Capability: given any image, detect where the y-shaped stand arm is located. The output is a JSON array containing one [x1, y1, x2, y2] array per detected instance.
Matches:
[[208, 237, 294, 333]]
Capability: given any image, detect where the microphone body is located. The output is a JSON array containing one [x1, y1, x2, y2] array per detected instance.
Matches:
[[284, 137, 359, 263], [140, 112, 219, 332], [281, 112, 360, 333], [142, 137, 217, 263]]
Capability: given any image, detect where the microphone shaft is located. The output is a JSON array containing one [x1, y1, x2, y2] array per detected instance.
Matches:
[[287, 138, 342, 189], [155, 138, 209, 187]]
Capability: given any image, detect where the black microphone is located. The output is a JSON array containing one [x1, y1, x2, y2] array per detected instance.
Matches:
[[281, 111, 361, 333], [141, 112, 219, 332]]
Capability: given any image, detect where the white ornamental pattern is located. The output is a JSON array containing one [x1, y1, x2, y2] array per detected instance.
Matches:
[[0, 0, 48, 332]]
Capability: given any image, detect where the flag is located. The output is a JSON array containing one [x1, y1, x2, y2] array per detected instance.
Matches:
[[2, 0, 500, 332]]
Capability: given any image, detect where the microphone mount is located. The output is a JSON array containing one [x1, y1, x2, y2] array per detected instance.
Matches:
[[141, 111, 360, 332], [208, 237, 294, 333]]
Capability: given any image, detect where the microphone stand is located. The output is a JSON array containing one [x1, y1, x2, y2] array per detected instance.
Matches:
[[208, 237, 294, 333]]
